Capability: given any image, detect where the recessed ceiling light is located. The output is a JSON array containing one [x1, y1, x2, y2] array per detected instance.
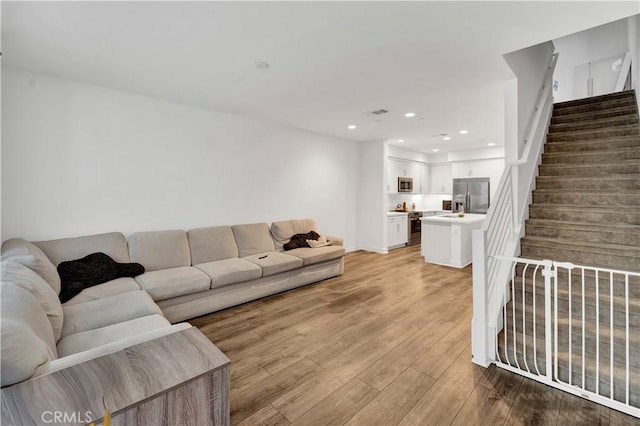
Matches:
[[404, 112, 416, 118], [397, 139, 405, 143], [459, 130, 468, 134], [433, 149, 439, 152], [443, 136, 451, 141], [255, 61, 270, 70], [488, 143, 496, 146], [347, 124, 357, 130]]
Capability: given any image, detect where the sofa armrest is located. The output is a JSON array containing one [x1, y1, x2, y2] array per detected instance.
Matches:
[[2, 327, 230, 426], [33, 323, 192, 378], [324, 235, 344, 247]]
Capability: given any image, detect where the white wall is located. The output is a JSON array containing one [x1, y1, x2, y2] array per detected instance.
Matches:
[[357, 140, 387, 253], [1, 67, 359, 249], [503, 41, 555, 159], [553, 17, 631, 102]]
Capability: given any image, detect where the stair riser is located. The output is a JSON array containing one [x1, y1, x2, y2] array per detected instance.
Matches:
[[544, 137, 640, 153], [549, 116, 639, 133], [528, 206, 640, 225], [535, 177, 640, 190], [542, 150, 640, 165], [547, 126, 639, 142], [532, 192, 640, 207], [524, 224, 640, 247], [551, 106, 639, 125], [538, 163, 640, 177], [553, 97, 637, 116], [520, 245, 640, 272]]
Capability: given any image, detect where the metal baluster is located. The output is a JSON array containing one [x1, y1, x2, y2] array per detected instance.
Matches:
[[533, 264, 541, 375], [569, 268, 572, 386], [610, 271, 614, 399], [625, 273, 630, 405], [596, 270, 600, 394], [582, 268, 585, 390]]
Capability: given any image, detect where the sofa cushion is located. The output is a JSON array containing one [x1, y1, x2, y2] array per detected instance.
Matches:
[[243, 252, 303, 277], [1, 238, 61, 294], [188, 226, 238, 265], [63, 277, 141, 306], [128, 230, 191, 272], [1, 261, 64, 342], [232, 223, 276, 257], [195, 258, 262, 289], [286, 246, 346, 266], [271, 219, 318, 251], [1, 281, 58, 387], [134, 267, 211, 301], [33, 232, 130, 266], [61, 290, 162, 336], [57, 314, 171, 357]]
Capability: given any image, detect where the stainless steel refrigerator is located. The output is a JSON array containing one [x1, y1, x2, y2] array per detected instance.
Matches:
[[452, 178, 490, 214]]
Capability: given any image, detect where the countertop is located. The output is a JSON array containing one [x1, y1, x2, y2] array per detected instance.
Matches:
[[387, 211, 409, 217], [421, 213, 486, 224]]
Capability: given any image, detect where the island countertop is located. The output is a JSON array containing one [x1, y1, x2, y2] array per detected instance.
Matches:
[[421, 213, 486, 224]]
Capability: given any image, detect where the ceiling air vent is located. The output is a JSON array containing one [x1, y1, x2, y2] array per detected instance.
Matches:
[[370, 109, 389, 115]]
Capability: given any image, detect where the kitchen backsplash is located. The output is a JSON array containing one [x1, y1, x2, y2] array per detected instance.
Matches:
[[388, 193, 452, 211]]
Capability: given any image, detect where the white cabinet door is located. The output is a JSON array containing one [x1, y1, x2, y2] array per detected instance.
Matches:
[[420, 163, 430, 194], [387, 216, 408, 248], [387, 159, 403, 193], [430, 164, 452, 194]]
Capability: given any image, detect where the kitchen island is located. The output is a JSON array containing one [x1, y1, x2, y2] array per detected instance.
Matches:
[[421, 213, 486, 268]]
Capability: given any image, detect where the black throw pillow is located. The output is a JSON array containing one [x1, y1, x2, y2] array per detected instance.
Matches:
[[283, 231, 321, 251], [57, 252, 145, 303]]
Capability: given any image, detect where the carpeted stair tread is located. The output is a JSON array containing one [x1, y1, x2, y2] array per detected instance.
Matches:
[[544, 135, 640, 153], [551, 105, 639, 125], [546, 124, 639, 142], [525, 219, 640, 233], [549, 114, 638, 133], [535, 176, 640, 190], [553, 90, 636, 109], [521, 236, 640, 255], [531, 189, 640, 207], [542, 147, 640, 164], [538, 161, 640, 176]]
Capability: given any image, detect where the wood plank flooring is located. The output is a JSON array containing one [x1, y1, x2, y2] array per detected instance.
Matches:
[[190, 245, 640, 425]]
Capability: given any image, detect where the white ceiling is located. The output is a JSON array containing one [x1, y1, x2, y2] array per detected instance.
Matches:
[[3, 1, 638, 153]]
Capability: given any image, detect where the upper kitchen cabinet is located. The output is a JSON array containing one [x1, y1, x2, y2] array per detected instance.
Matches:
[[430, 164, 452, 194], [419, 163, 430, 194], [387, 158, 420, 193]]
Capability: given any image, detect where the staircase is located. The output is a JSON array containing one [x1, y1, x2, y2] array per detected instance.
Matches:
[[496, 90, 640, 411]]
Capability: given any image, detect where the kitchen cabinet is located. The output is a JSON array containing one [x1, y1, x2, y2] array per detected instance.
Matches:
[[430, 164, 452, 194], [419, 163, 430, 194], [387, 158, 423, 193], [387, 214, 408, 249]]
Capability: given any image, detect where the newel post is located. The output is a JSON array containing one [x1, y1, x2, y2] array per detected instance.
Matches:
[[471, 229, 491, 367]]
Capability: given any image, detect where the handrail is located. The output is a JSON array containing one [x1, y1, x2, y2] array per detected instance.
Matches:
[[471, 51, 558, 367]]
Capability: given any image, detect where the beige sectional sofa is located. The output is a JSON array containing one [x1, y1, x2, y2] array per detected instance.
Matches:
[[1, 218, 344, 388]]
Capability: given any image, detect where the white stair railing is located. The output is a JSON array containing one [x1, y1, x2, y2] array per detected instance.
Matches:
[[471, 52, 558, 367]]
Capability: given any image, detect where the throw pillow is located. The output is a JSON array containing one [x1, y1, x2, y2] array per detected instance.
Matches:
[[307, 235, 334, 248], [57, 252, 145, 303]]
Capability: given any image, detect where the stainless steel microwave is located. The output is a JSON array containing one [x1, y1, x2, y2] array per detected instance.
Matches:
[[398, 177, 413, 193]]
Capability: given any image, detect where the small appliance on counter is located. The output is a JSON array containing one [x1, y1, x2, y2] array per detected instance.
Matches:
[[442, 200, 452, 211]]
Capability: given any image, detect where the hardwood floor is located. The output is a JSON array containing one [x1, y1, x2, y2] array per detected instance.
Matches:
[[190, 245, 640, 425]]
